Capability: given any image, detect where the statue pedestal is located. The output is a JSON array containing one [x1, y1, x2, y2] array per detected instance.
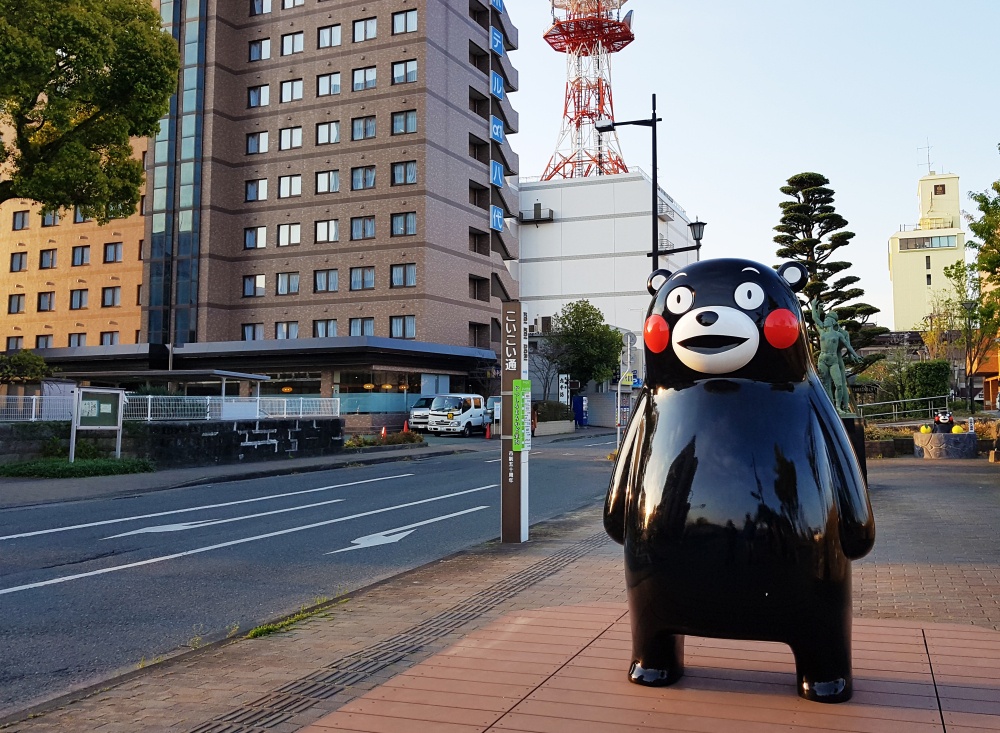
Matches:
[[841, 415, 867, 484], [913, 432, 978, 459]]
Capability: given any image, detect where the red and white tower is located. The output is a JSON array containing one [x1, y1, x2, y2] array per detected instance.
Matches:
[[541, 0, 635, 180]]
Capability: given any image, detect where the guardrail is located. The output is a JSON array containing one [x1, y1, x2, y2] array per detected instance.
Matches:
[[0, 396, 341, 422], [857, 394, 951, 422]]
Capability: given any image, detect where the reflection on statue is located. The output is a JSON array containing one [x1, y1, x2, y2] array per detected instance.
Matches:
[[606, 260, 875, 704], [810, 298, 861, 414]]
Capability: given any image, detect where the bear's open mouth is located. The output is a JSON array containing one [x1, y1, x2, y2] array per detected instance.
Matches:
[[678, 334, 748, 354]]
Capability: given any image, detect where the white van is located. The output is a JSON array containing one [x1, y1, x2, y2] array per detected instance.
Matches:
[[426, 394, 488, 437], [408, 395, 436, 432]]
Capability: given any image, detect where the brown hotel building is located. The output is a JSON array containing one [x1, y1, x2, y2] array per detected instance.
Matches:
[[3, 0, 519, 397]]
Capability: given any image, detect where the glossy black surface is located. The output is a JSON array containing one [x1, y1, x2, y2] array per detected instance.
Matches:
[[605, 259, 875, 703]]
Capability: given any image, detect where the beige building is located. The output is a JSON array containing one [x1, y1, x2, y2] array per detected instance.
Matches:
[[888, 172, 966, 331]]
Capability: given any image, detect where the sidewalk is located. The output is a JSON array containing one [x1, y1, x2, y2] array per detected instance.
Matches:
[[3, 456, 999, 732]]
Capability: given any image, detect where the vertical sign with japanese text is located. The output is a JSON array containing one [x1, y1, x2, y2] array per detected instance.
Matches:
[[501, 301, 529, 542]]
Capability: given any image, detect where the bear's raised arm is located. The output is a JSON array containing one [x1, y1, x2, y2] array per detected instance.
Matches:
[[604, 390, 648, 545]]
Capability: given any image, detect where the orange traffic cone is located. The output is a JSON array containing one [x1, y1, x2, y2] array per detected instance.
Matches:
[[402, 420, 409, 433], [484, 422, 491, 439], [380, 425, 387, 440]]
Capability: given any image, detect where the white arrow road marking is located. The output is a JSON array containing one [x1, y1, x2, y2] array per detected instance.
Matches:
[[325, 506, 488, 554], [484, 458, 501, 464], [102, 497, 346, 539], [0, 484, 497, 596], [0, 474, 412, 541]]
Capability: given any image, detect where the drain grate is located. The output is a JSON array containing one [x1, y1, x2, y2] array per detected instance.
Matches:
[[185, 530, 609, 733]]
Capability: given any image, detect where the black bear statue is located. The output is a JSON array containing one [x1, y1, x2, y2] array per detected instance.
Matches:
[[604, 258, 875, 703]]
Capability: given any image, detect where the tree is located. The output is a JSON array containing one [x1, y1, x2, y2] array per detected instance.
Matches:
[[773, 172, 888, 364], [965, 144, 1000, 288], [0, 351, 52, 384], [0, 0, 179, 222], [549, 301, 622, 388], [528, 335, 569, 401], [943, 260, 1000, 412]]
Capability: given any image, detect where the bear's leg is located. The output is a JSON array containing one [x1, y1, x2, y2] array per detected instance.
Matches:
[[789, 625, 852, 703], [628, 623, 685, 687]]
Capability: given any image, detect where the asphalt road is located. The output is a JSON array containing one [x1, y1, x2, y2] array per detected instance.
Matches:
[[0, 436, 619, 715]]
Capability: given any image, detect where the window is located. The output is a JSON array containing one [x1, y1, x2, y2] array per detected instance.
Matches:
[[10, 252, 27, 272], [100, 331, 120, 346], [392, 109, 417, 134], [314, 319, 337, 337], [244, 226, 267, 249], [248, 84, 270, 107], [245, 178, 268, 201], [926, 255, 931, 269], [316, 121, 340, 145], [248, 38, 271, 61], [899, 235, 958, 250], [136, 284, 142, 305], [278, 174, 302, 198], [926, 274, 932, 286], [69, 289, 88, 310], [349, 317, 374, 336], [246, 131, 269, 154], [68, 333, 86, 347], [104, 242, 123, 263], [316, 169, 340, 194], [8, 294, 25, 314], [275, 321, 299, 339], [350, 216, 375, 240], [392, 59, 417, 85], [392, 9, 417, 34], [42, 211, 60, 227], [40, 249, 57, 269], [390, 263, 417, 288], [74, 206, 91, 223], [390, 315, 416, 339], [315, 219, 339, 243], [72, 246, 90, 266], [282, 0, 302, 6], [12, 210, 29, 230], [317, 72, 341, 97], [353, 17, 377, 42], [280, 79, 303, 102], [6, 336, 23, 350], [36, 335, 54, 349], [391, 212, 417, 236], [318, 24, 341, 48], [37, 292, 55, 311], [101, 286, 121, 307], [351, 166, 375, 190], [277, 272, 300, 295], [392, 160, 417, 185], [281, 32, 304, 55], [350, 266, 375, 290], [242, 323, 265, 341], [314, 269, 338, 292], [278, 223, 301, 246], [351, 116, 376, 140], [243, 274, 265, 297], [250, 0, 271, 15], [352, 66, 376, 91]]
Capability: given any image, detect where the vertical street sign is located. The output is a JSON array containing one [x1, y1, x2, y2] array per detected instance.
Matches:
[[490, 71, 505, 100], [501, 301, 529, 543], [491, 0, 504, 13], [490, 27, 505, 56], [490, 116, 505, 144], [490, 205, 504, 232], [490, 160, 505, 189]]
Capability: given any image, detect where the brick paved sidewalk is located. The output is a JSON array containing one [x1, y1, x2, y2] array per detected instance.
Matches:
[[3, 458, 999, 732]]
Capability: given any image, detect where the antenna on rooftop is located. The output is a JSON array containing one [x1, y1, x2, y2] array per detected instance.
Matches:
[[917, 138, 934, 175]]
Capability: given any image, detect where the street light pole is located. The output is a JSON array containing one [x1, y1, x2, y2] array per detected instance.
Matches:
[[650, 93, 659, 272]]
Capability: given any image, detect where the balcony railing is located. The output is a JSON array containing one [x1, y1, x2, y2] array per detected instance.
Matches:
[[0, 396, 341, 423]]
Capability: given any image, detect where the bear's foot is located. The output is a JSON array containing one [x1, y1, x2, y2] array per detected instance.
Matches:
[[798, 675, 852, 703], [628, 660, 683, 687]]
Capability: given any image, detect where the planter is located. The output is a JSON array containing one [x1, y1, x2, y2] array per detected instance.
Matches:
[[892, 436, 914, 455], [913, 432, 978, 459], [864, 440, 895, 458], [533, 420, 576, 436]]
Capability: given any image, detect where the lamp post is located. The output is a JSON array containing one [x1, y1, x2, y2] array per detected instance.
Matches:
[[688, 218, 706, 261], [961, 299, 977, 413]]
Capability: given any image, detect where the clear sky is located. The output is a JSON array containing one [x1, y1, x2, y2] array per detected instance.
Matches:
[[506, 0, 1000, 329]]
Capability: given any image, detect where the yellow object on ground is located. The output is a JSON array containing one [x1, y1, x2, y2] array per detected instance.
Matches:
[[920, 425, 932, 434], [952, 425, 965, 433]]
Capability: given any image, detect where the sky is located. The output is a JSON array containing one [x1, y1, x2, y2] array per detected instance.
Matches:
[[505, 0, 1000, 330]]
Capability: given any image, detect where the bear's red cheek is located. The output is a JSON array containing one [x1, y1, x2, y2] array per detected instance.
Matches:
[[644, 315, 670, 353], [764, 309, 799, 349]]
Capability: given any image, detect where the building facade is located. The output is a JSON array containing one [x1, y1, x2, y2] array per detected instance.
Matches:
[[888, 172, 966, 331]]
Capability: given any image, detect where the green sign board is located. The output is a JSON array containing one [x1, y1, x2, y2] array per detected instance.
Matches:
[[78, 390, 120, 429], [512, 379, 530, 451]]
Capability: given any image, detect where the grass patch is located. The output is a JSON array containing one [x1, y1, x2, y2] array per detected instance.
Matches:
[[0, 457, 155, 478], [246, 597, 346, 638]]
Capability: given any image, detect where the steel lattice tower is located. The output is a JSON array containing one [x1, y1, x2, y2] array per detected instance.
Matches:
[[541, 0, 635, 180]]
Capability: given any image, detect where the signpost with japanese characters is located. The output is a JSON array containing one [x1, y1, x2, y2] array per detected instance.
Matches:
[[501, 301, 530, 543]]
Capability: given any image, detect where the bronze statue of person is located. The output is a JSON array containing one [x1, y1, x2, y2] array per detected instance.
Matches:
[[809, 298, 862, 413]]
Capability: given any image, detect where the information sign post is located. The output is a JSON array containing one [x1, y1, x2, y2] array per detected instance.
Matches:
[[70, 387, 126, 462], [500, 301, 530, 543]]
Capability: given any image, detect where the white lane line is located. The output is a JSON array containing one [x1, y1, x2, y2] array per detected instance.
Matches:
[[0, 484, 497, 596], [326, 506, 488, 554], [102, 498, 346, 539], [0, 474, 413, 541], [585, 441, 616, 447], [484, 459, 501, 463]]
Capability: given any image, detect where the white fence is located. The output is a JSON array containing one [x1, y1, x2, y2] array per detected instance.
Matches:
[[0, 395, 340, 423]]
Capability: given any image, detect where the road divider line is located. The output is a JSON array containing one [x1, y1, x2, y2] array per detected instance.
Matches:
[[484, 459, 501, 463], [0, 484, 498, 596], [0, 474, 413, 541], [585, 441, 615, 447]]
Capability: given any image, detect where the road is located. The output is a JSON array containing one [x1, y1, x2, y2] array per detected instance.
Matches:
[[0, 436, 619, 715]]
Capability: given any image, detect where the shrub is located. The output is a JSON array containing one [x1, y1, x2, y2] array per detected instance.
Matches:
[[0, 458, 155, 478], [344, 431, 424, 448], [535, 400, 573, 422], [863, 423, 917, 441]]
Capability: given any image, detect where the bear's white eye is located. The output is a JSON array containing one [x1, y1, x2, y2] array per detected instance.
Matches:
[[734, 282, 765, 309], [666, 286, 694, 314]]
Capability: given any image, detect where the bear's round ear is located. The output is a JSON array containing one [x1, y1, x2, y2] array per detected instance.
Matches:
[[647, 269, 672, 295], [777, 262, 808, 292]]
